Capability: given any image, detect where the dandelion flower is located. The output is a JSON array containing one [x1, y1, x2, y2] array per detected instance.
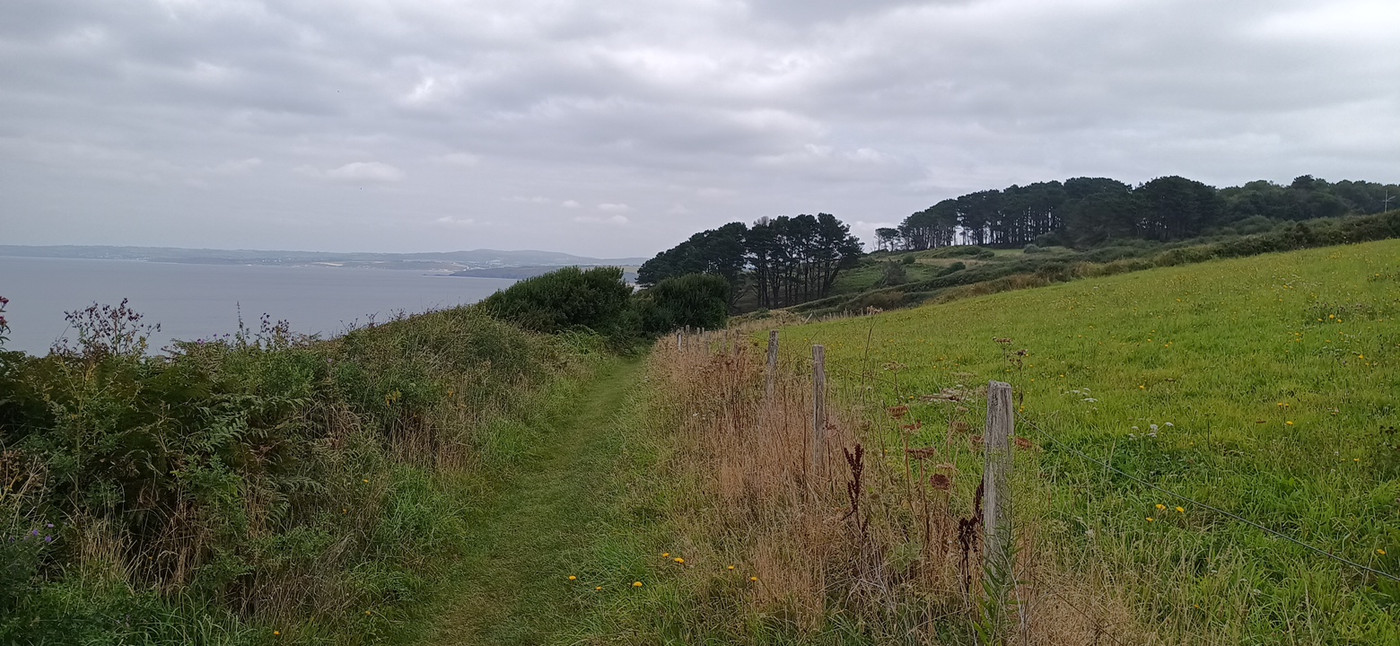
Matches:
[[674, 558, 684, 564], [274, 631, 281, 637], [362, 479, 370, 484], [1286, 421, 1294, 426], [727, 565, 735, 570], [1378, 549, 1387, 556], [595, 586, 602, 591], [662, 552, 670, 557], [568, 576, 577, 581], [750, 576, 759, 582], [632, 581, 643, 588], [1139, 385, 1146, 390], [1155, 504, 1166, 511], [1175, 507, 1185, 513], [1146, 517, 1155, 522]]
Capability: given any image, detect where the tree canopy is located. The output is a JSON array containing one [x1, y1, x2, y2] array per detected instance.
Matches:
[[638, 213, 864, 309], [885, 175, 1398, 250]]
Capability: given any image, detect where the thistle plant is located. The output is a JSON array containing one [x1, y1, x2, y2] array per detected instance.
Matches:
[[0, 295, 9, 348]]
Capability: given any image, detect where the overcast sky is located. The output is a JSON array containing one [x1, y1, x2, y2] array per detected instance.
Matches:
[[2, 0, 1397, 258]]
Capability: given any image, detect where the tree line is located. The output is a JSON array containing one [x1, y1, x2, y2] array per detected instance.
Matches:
[[878, 175, 1400, 251], [637, 213, 864, 309]]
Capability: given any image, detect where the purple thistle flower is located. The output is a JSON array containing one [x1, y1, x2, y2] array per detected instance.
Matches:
[[44, 536, 53, 543]]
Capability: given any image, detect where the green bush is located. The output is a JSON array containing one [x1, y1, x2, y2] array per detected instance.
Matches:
[[480, 266, 633, 339], [876, 260, 908, 287], [634, 273, 730, 335], [938, 261, 967, 276]]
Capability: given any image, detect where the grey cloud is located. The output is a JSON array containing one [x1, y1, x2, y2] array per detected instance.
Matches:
[[1, 0, 1397, 258]]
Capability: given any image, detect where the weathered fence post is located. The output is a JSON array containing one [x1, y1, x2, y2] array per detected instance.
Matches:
[[765, 330, 779, 398], [983, 380, 1014, 578], [676, 331, 682, 352], [812, 345, 827, 475]]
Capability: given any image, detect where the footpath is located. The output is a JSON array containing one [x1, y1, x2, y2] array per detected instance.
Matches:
[[424, 357, 646, 645]]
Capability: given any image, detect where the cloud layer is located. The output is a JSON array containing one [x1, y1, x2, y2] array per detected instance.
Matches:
[[2, 0, 1396, 256]]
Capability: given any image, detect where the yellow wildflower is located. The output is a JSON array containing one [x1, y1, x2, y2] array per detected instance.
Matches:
[[568, 576, 576, 581], [1175, 507, 1185, 513], [632, 581, 643, 588]]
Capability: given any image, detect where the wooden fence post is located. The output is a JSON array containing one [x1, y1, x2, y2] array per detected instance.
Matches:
[[983, 380, 1014, 575], [812, 345, 827, 475], [676, 331, 682, 352], [765, 330, 779, 398]]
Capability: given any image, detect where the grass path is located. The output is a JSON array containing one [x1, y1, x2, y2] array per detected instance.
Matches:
[[424, 357, 646, 646]]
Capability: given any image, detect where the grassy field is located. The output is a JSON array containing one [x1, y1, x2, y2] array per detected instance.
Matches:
[[776, 239, 1400, 643]]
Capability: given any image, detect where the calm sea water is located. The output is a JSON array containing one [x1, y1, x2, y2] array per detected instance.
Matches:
[[0, 256, 516, 356]]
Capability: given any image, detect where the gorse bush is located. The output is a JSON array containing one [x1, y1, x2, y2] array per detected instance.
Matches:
[[482, 266, 733, 343], [633, 273, 731, 336], [480, 266, 633, 339], [0, 304, 574, 643]]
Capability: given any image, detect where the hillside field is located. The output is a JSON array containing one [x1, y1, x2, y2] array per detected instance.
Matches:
[[778, 239, 1400, 643]]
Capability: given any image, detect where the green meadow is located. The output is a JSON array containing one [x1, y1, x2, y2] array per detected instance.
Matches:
[[778, 239, 1400, 643]]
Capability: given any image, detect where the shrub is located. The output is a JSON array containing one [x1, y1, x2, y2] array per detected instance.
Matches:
[[876, 260, 908, 287], [1022, 243, 1046, 254], [634, 273, 731, 335], [480, 266, 633, 339], [938, 261, 966, 276]]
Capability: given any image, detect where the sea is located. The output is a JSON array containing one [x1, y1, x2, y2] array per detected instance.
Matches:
[[0, 256, 517, 356]]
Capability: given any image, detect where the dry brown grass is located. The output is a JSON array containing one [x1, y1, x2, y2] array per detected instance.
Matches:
[[645, 323, 1148, 644]]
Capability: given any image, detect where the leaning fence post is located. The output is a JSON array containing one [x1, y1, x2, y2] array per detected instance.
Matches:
[[765, 330, 779, 398], [983, 380, 1014, 580], [812, 344, 827, 475]]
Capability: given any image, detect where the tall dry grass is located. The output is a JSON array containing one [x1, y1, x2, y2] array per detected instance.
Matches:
[[644, 323, 1145, 644]]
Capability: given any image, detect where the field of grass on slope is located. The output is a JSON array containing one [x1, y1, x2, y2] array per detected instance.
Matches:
[[780, 239, 1400, 644]]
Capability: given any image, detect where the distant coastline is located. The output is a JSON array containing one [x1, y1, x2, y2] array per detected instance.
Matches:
[[450, 265, 639, 282], [0, 244, 646, 273]]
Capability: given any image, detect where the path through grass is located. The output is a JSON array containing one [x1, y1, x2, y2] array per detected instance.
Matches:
[[423, 357, 648, 645]]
